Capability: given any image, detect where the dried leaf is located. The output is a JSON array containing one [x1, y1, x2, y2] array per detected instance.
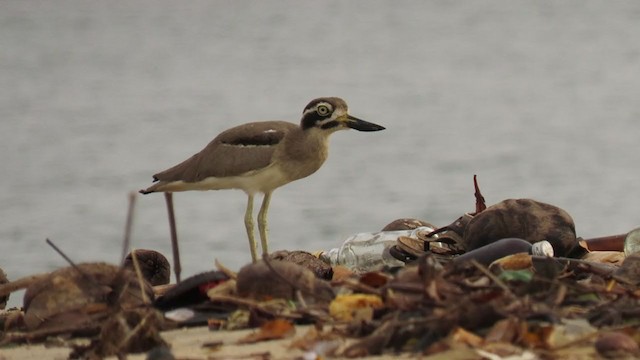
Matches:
[[289, 326, 341, 353], [331, 265, 354, 282], [237, 318, 295, 344], [613, 252, 640, 286], [473, 175, 486, 214], [582, 251, 624, 266], [489, 253, 533, 272], [542, 318, 597, 349], [289, 326, 320, 351], [450, 327, 484, 347], [340, 320, 395, 357], [269, 250, 334, 280], [358, 272, 390, 288], [329, 294, 384, 322], [476, 344, 536, 359], [485, 317, 522, 343], [595, 331, 640, 358], [236, 260, 334, 304]]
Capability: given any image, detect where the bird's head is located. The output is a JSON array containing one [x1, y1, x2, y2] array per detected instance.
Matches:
[[300, 97, 385, 133]]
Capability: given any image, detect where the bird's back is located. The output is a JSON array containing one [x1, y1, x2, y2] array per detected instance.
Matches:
[[144, 121, 297, 192]]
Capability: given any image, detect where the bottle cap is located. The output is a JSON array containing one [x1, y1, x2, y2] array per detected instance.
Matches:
[[531, 240, 554, 257]]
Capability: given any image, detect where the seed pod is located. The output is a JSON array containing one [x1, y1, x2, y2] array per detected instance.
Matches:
[[462, 199, 577, 257], [595, 332, 639, 358], [0, 267, 8, 310]]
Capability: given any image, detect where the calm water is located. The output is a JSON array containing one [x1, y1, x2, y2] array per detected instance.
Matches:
[[2, 1, 640, 306]]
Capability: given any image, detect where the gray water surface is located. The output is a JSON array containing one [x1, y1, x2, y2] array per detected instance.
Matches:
[[2, 1, 640, 307]]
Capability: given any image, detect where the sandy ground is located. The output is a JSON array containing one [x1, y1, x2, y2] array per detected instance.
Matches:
[[0, 325, 420, 360]]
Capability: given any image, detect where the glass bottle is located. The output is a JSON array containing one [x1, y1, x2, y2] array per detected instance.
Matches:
[[318, 226, 436, 273], [623, 227, 640, 256], [453, 238, 554, 266]]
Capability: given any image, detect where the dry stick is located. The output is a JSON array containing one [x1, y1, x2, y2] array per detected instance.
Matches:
[[0, 273, 48, 298], [333, 277, 382, 295], [164, 192, 182, 283], [46, 238, 79, 270], [45, 238, 99, 287], [470, 259, 514, 297], [0, 321, 101, 345], [207, 294, 302, 320], [215, 258, 238, 280], [531, 255, 618, 276], [550, 319, 640, 352], [208, 353, 270, 360], [581, 233, 627, 252], [473, 174, 486, 213], [113, 192, 151, 305], [119, 311, 158, 352], [120, 191, 137, 266], [130, 249, 150, 305], [295, 290, 308, 309]]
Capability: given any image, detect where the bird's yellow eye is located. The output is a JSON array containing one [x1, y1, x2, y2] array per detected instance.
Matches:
[[316, 104, 331, 116]]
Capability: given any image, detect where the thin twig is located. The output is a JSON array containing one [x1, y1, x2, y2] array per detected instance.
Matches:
[[45, 238, 99, 287], [46, 238, 79, 270], [130, 249, 150, 304], [164, 192, 181, 283], [295, 290, 308, 309], [120, 191, 137, 266], [119, 311, 158, 351], [470, 259, 514, 297], [215, 259, 238, 280], [473, 174, 486, 213], [0, 319, 102, 345], [547, 329, 601, 351], [208, 294, 302, 320], [0, 273, 49, 298], [208, 352, 270, 360]]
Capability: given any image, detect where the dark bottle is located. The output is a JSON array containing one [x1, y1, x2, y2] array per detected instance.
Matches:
[[453, 238, 553, 266]]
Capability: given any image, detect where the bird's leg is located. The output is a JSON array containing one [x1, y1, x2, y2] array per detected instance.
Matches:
[[164, 192, 181, 283], [258, 191, 272, 257], [244, 194, 258, 263]]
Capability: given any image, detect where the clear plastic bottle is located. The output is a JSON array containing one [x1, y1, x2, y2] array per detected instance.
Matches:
[[318, 226, 436, 273]]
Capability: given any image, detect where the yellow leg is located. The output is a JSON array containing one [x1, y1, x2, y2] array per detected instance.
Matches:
[[258, 191, 272, 257], [244, 194, 258, 263]]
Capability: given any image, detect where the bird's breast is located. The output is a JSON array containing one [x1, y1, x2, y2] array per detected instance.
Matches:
[[276, 137, 329, 182]]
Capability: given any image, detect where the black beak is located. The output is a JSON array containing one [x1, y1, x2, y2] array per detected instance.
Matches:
[[345, 115, 386, 132]]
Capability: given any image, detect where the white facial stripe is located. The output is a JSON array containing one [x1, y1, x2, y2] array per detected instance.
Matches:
[[303, 102, 333, 117], [317, 117, 338, 126], [332, 108, 347, 119]]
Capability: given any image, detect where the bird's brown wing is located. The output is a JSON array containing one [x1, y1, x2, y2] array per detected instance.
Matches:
[[151, 121, 297, 183]]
